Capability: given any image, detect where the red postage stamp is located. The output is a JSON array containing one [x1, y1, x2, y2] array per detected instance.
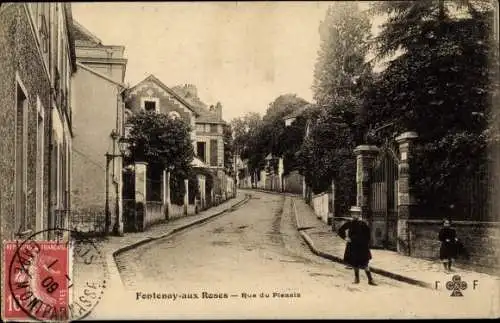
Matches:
[[3, 240, 70, 322]]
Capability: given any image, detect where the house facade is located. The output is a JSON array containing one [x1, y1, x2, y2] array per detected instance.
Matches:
[[122, 76, 229, 230], [125, 77, 226, 170], [0, 3, 76, 241], [171, 84, 225, 169], [70, 20, 128, 235]]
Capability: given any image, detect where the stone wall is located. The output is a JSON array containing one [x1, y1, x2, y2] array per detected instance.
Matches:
[[0, 5, 52, 240], [168, 204, 185, 220], [312, 192, 330, 224], [144, 201, 164, 229], [283, 170, 303, 194], [407, 220, 500, 270]]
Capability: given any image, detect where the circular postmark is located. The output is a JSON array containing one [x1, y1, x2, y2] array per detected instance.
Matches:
[[7, 228, 108, 322]]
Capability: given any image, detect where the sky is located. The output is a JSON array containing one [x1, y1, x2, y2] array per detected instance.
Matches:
[[72, 1, 379, 122]]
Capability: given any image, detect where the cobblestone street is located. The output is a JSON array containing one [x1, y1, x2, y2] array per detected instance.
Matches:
[[87, 191, 497, 319]]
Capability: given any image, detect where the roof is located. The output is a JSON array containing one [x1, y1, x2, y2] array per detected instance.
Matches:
[[64, 4, 77, 73], [170, 85, 226, 125], [72, 20, 103, 46], [76, 62, 126, 88]]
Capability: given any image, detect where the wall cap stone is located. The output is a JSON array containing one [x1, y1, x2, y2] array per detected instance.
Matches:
[[134, 161, 148, 166], [354, 145, 379, 155], [395, 131, 418, 143]]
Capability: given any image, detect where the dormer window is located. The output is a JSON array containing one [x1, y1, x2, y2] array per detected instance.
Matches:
[[144, 101, 156, 112], [141, 97, 160, 113]]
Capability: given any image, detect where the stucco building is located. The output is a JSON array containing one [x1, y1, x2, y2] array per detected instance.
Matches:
[[0, 3, 76, 240], [70, 20, 128, 235]]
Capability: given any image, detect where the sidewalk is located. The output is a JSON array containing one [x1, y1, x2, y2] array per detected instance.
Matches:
[[291, 196, 500, 290], [83, 192, 250, 296]]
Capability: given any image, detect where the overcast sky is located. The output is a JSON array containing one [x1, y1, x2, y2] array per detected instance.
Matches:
[[72, 2, 378, 122]]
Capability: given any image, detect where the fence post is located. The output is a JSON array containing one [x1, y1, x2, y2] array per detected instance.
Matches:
[[135, 162, 148, 231], [331, 179, 335, 223], [302, 177, 306, 199], [395, 131, 419, 256], [163, 169, 171, 219], [184, 179, 189, 215], [353, 145, 379, 225], [278, 157, 284, 192]]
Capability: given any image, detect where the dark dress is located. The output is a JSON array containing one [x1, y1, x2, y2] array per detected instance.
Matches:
[[338, 220, 372, 268], [438, 227, 458, 260]]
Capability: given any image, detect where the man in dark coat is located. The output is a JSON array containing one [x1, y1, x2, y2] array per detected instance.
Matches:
[[337, 213, 376, 285]]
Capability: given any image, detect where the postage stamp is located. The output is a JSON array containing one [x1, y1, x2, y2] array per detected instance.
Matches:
[[3, 228, 109, 322]]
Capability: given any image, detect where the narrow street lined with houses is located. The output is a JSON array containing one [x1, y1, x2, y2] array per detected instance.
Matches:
[[2, 2, 499, 321], [104, 191, 494, 319]]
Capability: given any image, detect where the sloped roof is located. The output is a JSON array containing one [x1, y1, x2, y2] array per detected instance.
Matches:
[[195, 108, 226, 124], [171, 85, 226, 125], [72, 20, 103, 46]]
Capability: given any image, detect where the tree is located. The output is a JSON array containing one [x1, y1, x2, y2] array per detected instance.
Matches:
[[261, 94, 309, 164], [365, 0, 498, 220], [297, 106, 357, 215], [125, 111, 195, 203], [126, 111, 194, 170], [231, 112, 262, 155], [231, 112, 265, 177], [298, 3, 373, 215], [313, 2, 373, 111]]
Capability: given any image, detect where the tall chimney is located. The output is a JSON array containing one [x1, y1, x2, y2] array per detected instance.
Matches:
[[215, 102, 222, 120], [183, 84, 197, 98]]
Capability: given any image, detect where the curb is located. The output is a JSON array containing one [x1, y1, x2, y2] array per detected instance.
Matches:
[[291, 197, 433, 289], [110, 194, 251, 285]]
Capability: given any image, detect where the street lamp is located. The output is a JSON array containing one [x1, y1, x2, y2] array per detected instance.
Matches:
[[105, 130, 129, 236]]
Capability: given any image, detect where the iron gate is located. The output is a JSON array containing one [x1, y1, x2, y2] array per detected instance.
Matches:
[[370, 142, 399, 250]]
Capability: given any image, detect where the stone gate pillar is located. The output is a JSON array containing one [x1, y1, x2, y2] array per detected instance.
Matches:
[[184, 179, 189, 215], [353, 145, 379, 222], [163, 170, 171, 219], [278, 157, 284, 192], [395, 132, 418, 255], [197, 174, 206, 209], [135, 162, 148, 232]]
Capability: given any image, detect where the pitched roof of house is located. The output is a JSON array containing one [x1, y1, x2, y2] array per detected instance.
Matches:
[[72, 20, 104, 47], [170, 85, 226, 125], [76, 62, 126, 88]]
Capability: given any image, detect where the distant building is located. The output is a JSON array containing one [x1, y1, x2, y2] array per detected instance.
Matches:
[[0, 3, 76, 240], [70, 20, 128, 234]]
